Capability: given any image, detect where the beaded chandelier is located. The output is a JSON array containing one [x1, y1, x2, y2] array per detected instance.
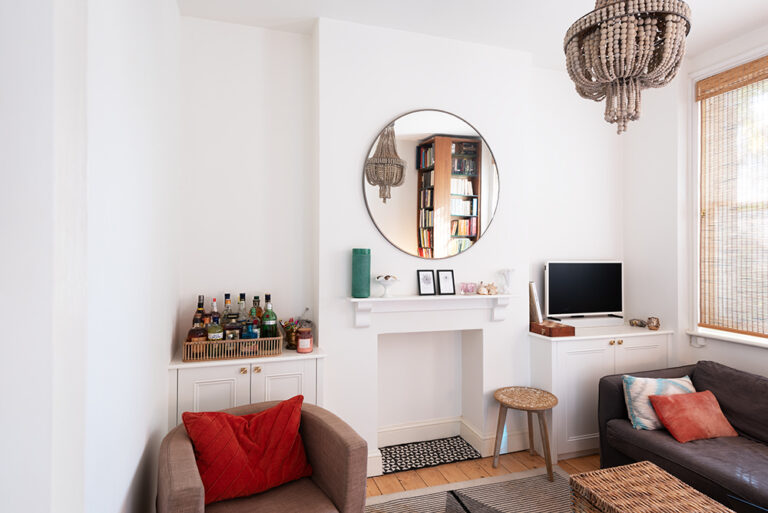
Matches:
[[564, 0, 691, 133], [365, 123, 406, 203]]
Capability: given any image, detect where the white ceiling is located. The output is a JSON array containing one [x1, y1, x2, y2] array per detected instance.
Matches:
[[179, 0, 768, 68]]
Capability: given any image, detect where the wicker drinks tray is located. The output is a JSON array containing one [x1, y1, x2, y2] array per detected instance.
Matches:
[[183, 325, 284, 362]]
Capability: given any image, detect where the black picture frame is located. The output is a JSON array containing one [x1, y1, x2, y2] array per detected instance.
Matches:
[[417, 270, 436, 295], [437, 270, 456, 295]]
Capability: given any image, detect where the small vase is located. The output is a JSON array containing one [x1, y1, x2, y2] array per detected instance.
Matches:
[[286, 330, 298, 350]]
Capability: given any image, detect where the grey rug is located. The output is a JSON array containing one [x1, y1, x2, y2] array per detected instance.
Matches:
[[380, 436, 481, 474], [366, 469, 571, 513]]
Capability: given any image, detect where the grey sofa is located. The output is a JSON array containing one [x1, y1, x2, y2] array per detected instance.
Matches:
[[599, 360, 768, 512], [157, 402, 368, 513]]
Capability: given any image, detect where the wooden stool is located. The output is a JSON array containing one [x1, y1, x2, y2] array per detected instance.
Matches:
[[492, 386, 558, 481]]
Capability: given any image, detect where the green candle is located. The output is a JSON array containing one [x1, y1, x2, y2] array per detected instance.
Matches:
[[352, 248, 371, 298]]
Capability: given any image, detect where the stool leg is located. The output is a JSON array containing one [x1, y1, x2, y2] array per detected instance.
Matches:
[[527, 412, 535, 455], [536, 411, 554, 482], [492, 405, 508, 468]]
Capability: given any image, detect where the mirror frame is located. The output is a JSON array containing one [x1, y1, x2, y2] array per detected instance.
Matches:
[[362, 108, 500, 260]]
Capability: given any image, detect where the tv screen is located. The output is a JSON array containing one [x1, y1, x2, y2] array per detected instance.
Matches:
[[546, 262, 623, 317]]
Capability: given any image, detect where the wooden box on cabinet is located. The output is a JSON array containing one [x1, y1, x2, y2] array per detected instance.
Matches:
[[168, 349, 325, 427], [529, 326, 671, 460]]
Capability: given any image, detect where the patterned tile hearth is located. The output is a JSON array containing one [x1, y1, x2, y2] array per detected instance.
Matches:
[[380, 436, 481, 474]]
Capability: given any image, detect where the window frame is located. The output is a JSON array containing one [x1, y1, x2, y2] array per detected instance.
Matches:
[[688, 48, 768, 348]]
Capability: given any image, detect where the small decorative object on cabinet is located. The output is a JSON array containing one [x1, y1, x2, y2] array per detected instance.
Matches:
[[564, 0, 691, 133], [375, 274, 398, 297], [530, 320, 575, 337], [436, 270, 455, 295], [417, 270, 436, 295], [296, 327, 313, 354], [647, 316, 660, 330], [530, 325, 671, 460], [629, 318, 647, 328], [281, 318, 299, 350], [351, 248, 371, 298]]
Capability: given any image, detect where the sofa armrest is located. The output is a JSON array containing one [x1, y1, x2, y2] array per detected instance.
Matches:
[[598, 364, 696, 467], [157, 425, 205, 513], [300, 404, 368, 513]]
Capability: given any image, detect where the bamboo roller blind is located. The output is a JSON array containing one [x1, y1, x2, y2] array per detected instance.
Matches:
[[698, 55, 768, 338]]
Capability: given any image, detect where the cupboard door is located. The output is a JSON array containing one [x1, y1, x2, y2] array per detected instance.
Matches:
[[614, 335, 668, 375], [555, 338, 615, 456], [177, 364, 251, 422], [251, 360, 317, 405]]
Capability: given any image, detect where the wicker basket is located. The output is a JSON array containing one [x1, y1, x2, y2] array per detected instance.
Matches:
[[182, 324, 284, 362]]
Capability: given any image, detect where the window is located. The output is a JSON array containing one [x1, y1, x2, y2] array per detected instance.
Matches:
[[697, 55, 768, 338]]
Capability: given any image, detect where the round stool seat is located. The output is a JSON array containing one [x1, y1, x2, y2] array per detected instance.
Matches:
[[494, 386, 558, 411]]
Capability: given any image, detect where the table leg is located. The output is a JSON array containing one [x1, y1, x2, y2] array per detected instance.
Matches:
[[527, 411, 535, 455], [536, 411, 553, 481], [492, 404, 507, 468]]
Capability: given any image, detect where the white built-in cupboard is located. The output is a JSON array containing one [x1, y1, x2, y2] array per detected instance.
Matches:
[[168, 349, 325, 427], [530, 326, 672, 460]]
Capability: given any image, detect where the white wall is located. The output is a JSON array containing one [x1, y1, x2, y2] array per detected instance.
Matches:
[[621, 25, 768, 371], [0, 2, 55, 511], [178, 17, 314, 345], [85, 1, 181, 511], [314, 18, 623, 460]]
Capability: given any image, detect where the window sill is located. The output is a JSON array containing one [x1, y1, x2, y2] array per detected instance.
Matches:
[[687, 327, 768, 350]]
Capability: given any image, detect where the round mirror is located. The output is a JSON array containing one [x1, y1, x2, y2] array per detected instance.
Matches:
[[363, 110, 499, 259]]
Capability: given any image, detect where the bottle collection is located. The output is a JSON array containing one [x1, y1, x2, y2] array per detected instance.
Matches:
[[186, 292, 276, 343]]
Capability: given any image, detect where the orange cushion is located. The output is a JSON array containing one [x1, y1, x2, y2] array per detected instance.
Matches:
[[182, 395, 313, 505], [649, 390, 738, 443]]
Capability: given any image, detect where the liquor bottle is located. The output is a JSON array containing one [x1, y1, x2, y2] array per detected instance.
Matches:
[[186, 320, 208, 342], [206, 313, 223, 341], [261, 293, 278, 338], [193, 295, 205, 325], [222, 293, 234, 321], [222, 294, 241, 340], [237, 293, 249, 326], [249, 296, 263, 328], [210, 298, 221, 325]]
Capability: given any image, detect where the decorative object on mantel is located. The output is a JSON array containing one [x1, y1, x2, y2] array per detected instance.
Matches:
[[351, 248, 371, 298], [436, 269, 456, 295], [499, 268, 514, 294], [364, 123, 406, 203], [460, 282, 478, 295], [629, 318, 647, 328], [477, 282, 498, 295], [375, 274, 398, 297], [647, 316, 660, 330], [530, 320, 575, 338], [564, 0, 691, 133], [417, 270, 436, 296], [529, 281, 543, 323]]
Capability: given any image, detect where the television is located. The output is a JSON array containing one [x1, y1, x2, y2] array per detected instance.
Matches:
[[545, 261, 623, 318]]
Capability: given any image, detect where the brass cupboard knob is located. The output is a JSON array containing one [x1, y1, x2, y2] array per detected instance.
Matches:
[[240, 367, 247, 374], [618, 339, 624, 345], [253, 366, 262, 374], [609, 340, 616, 346]]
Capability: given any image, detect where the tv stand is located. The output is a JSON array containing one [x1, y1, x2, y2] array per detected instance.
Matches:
[[547, 315, 624, 328]]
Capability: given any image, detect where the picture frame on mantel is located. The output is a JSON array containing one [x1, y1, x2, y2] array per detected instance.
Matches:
[[437, 270, 456, 295], [417, 270, 436, 295]]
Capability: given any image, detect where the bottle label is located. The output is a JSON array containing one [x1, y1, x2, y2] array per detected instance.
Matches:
[[263, 319, 277, 326], [299, 338, 311, 349], [208, 332, 224, 341]]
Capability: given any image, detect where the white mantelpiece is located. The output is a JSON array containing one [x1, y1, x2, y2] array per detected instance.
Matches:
[[349, 294, 513, 328]]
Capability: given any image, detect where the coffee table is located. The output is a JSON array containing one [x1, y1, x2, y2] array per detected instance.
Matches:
[[569, 461, 734, 512]]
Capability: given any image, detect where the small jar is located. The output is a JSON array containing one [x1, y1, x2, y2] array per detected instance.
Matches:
[[297, 327, 313, 353]]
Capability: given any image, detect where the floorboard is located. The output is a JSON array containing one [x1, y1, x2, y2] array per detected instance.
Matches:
[[365, 450, 602, 498]]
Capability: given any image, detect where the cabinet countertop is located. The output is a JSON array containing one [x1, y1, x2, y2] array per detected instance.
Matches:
[[169, 346, 326, 370], [530, 324, 673, 342]]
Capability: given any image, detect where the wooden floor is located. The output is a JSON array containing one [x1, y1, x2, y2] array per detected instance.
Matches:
[[366, 451, 600, 498]]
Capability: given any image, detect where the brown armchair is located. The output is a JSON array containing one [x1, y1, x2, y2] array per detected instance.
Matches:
[[157, 402, 368, 513]]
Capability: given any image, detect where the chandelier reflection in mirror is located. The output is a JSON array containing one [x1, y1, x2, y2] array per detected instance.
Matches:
[[364, 123, 406, 203], [564, 0, 691, 133]]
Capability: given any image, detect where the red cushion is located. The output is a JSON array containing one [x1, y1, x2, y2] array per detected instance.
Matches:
[[649, 390, 738, 443], [182, 395, 313, 505]]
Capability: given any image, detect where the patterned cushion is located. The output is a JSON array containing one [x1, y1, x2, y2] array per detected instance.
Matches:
[[182, 395, 313, 505], [622, 375, 696, 430]]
